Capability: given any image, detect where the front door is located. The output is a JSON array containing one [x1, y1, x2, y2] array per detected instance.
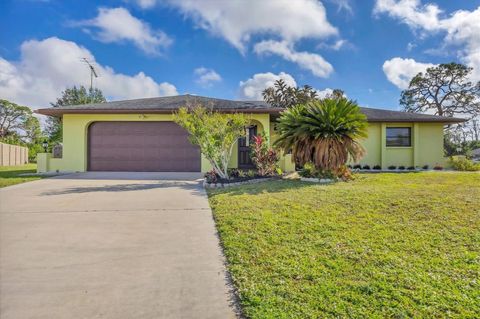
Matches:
[[238, 126, 257, 169]]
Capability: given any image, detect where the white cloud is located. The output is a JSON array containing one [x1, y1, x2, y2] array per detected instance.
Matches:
[[133, 0, 339, 77], [254, 40, 333, 78], [315, 88, 348, 99], [159, 0, 337, 53], [375, 1, 480, 81], [135, 0, 156, 9], [316, 88, 334, 99], [238, 72, 296, 100], [374, 0, 442, 32], [76, 7, 172, 55], [316, 39, 353, 51], [382, 57, 435, 89], [194, 67, 222, 87], [328, 0, 353, 15], [0, 37, 178, 108]]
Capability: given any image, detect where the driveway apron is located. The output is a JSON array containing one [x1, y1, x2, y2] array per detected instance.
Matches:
[[0, 172, 237, 319]]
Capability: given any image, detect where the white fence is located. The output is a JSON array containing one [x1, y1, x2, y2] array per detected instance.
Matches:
[[0, 143, 29, 166]]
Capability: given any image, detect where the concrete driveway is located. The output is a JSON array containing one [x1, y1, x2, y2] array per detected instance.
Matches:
[[0, 172, 238, 319]]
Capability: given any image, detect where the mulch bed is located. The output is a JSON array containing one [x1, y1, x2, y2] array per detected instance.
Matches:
[[204, 176, 279, 188]]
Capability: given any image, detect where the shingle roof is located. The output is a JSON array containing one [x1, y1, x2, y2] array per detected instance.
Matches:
[[358, 106, 464, 123], [35, 94, 465, 123], [38, 94, 272, 111]]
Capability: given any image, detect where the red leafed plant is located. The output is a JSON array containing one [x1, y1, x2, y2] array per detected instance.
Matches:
[[250, 133, 280, 176]]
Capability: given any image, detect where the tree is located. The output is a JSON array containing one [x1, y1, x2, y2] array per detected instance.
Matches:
[[23, 116, 42, 144], [400, 63, 480, 156], [328, 89, 346, 100], [469, 119, 479, 141], [0, 99, 32, 139], [47, 86, 106, 143], [262, 79, 346, 108], [400, 63, 480, 118], [1, 99, 44, 161], [173, 105, 249, 179], [262, 79, 318, 108], [274, 98, 368, 174], [0, 99, 41, 143]]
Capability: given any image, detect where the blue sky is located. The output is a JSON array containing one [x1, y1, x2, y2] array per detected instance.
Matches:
[[1, 0, 479, 110]]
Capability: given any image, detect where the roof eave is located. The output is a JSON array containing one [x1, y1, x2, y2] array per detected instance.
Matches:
[[35, 108, 285, 116], [34, 108, 467, 124], [367, 118, 467, 124]]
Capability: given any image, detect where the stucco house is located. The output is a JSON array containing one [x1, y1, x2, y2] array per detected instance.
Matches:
[[35, 95, 464, 173]]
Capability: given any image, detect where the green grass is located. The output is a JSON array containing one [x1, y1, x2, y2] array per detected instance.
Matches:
[[208, 173, 480, 318], [0, 164, 43, 188]]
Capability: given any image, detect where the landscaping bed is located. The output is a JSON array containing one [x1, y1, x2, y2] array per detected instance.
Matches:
[[203, 175, 278, 188], [208, 172, 480, 318]]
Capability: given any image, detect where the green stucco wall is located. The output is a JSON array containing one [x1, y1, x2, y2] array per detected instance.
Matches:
[[38, 113, 447, 173], [44, 113, 274, 173], [359, 123, 382, 166], [353, 122, 446, 168], [415, 123, 446, 167]]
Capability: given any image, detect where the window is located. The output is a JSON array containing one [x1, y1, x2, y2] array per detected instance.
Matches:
[[386, 127, 411, 147]]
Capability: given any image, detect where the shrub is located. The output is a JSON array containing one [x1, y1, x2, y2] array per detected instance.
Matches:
[[337, 165, 354, 181], [422, 165, 429, 170], [29, 143, 45, 162], [388, 165, 397, 170], [299, 162, 316, 178], [250, 133, 280, 176], [204, 170, 218, 184], [449, 157, 480, 171], [433, 165, 443, 170], [373, 165, 381, 170], [228, 168, 240, 178], [316, 169, 336, 180], [174, 105, 248, 179], [398, 166, 406, 170], [299, 163, 349, 180], [246, 170, 256, 178], [362, 164, 371, 170], [407, 166, 416, 170], [353, 164, 362, 169]]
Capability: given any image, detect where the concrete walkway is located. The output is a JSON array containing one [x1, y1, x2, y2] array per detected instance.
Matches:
[[0, 172, 238, 319]]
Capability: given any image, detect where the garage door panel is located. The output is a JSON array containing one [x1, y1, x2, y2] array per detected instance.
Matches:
[[88, 122, 200, 172]]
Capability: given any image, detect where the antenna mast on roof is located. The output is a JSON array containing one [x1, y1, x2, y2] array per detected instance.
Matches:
[[81, 58, 98, 92]]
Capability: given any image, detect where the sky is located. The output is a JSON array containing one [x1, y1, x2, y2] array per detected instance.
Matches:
[[1, 0, 479, 111]]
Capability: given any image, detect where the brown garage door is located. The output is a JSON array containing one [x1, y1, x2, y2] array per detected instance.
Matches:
[[88, 122, 200, 172]]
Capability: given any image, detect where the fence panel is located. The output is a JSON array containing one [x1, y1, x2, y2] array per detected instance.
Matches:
[[0, 143, 29, 166]]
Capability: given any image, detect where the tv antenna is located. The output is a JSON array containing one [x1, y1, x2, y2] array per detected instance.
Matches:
[[81, 58, 98, 91]]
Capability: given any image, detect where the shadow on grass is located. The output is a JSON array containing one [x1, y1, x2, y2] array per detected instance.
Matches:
[[0, 169, 37, 178], [208, 179, 316, 196]]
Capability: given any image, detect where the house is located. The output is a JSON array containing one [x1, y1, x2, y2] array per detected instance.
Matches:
[[35, 95, 464, 173]]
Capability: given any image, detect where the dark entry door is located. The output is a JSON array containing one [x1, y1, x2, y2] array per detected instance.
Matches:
[[238, 125, 257, 169], [88, 121, 201, 172]]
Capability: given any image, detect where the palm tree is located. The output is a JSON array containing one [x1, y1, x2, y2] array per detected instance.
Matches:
[[274, 98, 368, 173]]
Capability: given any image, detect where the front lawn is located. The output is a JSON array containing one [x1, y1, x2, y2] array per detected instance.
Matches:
[[0, 164, 43, 188], [208, 173, 480, 318]]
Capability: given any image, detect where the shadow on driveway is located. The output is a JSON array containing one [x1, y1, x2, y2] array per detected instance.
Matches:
[[53, 171, 204, 181], [41, 181, 204, 196]]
